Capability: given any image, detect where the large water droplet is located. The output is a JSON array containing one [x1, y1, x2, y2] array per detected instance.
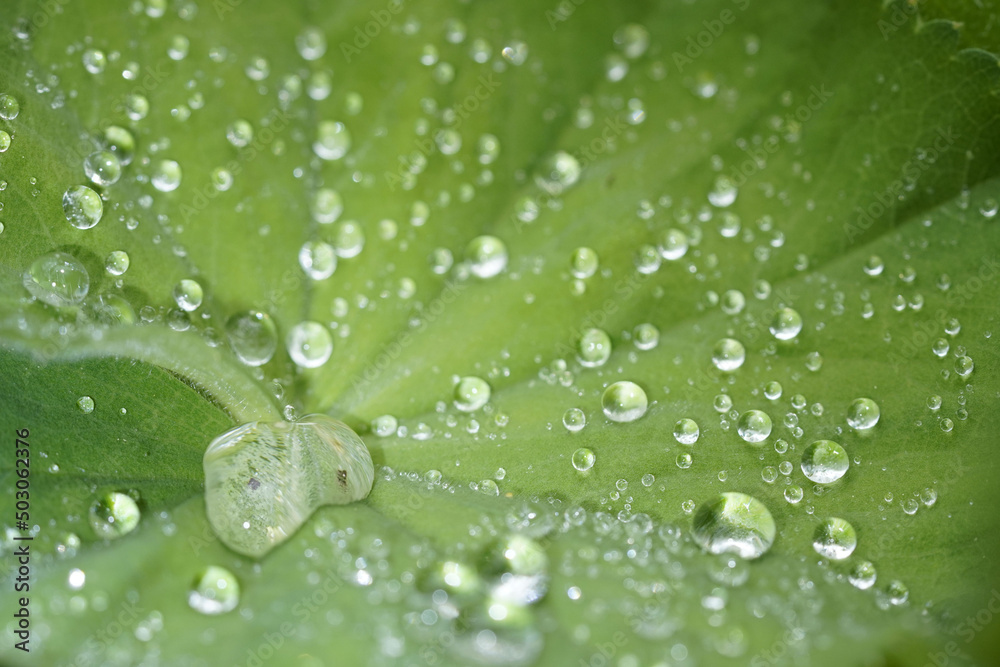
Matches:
[[812, 517, 857, 559], [23, 251, 90, 307], [534, 151, 580, 195], [287, 321, 333, 368], [737, 410, 772, 443], [0, 93, 20, 120], [173, 279, 204, 312], [601, 381, 648, 422], [562, 408, 586, 432], [571, 447, 595, 472], [800, 440, 849, 483], [313, 120, 351, 160], [846, 398, 880, 430], [455, 376, 491, 412], [84, 150, 122, 187], [577, 328, 612, 367], [692, 492, 776, 560], [226, 310, 278, 366], [203, 415, 374, 558], [63, 185, 104, 229], [769, 307, 803, 341], [188, 565, 240, 615], [712, 338, 745, 371], [151, 159, 183, 192], [299, 240, 337, 280], [466, 235, 508, 278]]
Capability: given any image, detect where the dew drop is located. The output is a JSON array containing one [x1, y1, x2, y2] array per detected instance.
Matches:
[[737, 410, 772, 443], [105, 250, 130, 276], [577, 328, 612, 367], [287, 321, 333, 368], [151, 159, 183, 192], [84, 150, 122, 186], [534, 151, 581, 195], [173, 279, 203, 312], [23, 251, 90, 307], [62, 185, 104, 229], [601, 381, 648, 423], [691, 492, 776, 560], [0, 93, 20, 120], [89, 492, 140, 539], [454, 376, 491, 412], [849, 560, 877, 590], [812, 517, 857, 560], [800, 440, 849, 483], [466, 235, 508, 278], [226, 119, 255, 148], [313, 120, 351, 160], [570, 247, 599, 279], [203, 415, 373, 557], [225, 310, 278, 367], [188, 565, 240, 615], [769, 307, 803, 341], [673, 418, 700, 445], [847, 398, 880, 430], [299, 240, 337, 280], [712, 338, 745, 371], [571, 447, 595, 472], [77, 396, 95, 414], [562, 408, 586, 433]]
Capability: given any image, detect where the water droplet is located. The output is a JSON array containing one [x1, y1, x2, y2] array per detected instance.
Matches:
[[313, 120, 351, 160], [863, 255, 884, 276], [784, 485, 804, 504], [62, 185, 104, 229], [714, 394, 734, 413], [800, 440, 849, 484], [577, 328, 612, 367], [102, 125, 136, 165], [676, 452, 693, 469], [310, 188, 343, 224], [466, 235, 508, 278], [571, 447, 595, 472], [691, 492, 776, 560], [89, 492, 140, 539], [885, 580, 909, 605], [104, 250, 130, 276], [534, 151, 580, 195], [712, 338, 745, 371], [658, 229, 689, 260], [226, 119, 254, 147], [813, 517, 856, 559], [173, 279, 204, 312], [204, 415, 373, 558], [0, 130, 11, 152], [296, 26, 327, 60], [562, 408, 586, 433], [601, 381, 648, 423], [0, 93, 20, 120], [769, 307, 803, 340], [737, 410, 772, 443], [954, 355, 974, 378], [673, 418, 700, 445], [23, 252, 90, 307], [82, 48, 107, 73], [287, 321, 333, 368], [188, 565, 240, 615], [720, 289, 746, 315], [226, 310, 278, 366], [84, 150, 122, 186], [570, 247, 599, 279], [77, 396, 95, 414], [847, 398, 880, 430], [849, 560, 877, 590], [632, 323, 659, 350], [151, 159, 182, 192], [454, 376, 491, 412], [299, 240, 337, 280], [764, 381, 783, 400], [613, 23, 650, 59]]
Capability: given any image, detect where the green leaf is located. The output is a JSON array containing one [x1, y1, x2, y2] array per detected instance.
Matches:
[[2, 0, 1000, 665]]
